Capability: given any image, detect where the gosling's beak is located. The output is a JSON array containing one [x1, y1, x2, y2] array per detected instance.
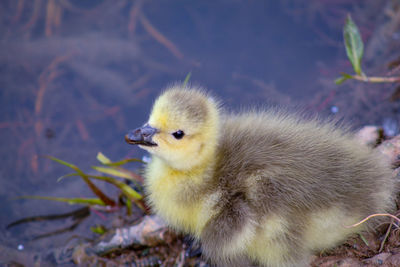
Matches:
[[125, 124, 158, 146]]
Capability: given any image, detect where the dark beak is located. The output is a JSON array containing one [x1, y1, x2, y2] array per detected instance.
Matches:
[[125, 124, 158, 146]]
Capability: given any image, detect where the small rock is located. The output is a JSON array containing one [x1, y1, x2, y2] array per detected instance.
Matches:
[[385, 252, 400, 266], [355, 126, 383, 147], [376, 135, 400, 167], [92, 215, 175, 255], [331, 105, 339, 114], [382, 117, 399, 137], [312, 256, 362, 267], [364, 252, 391, 265]]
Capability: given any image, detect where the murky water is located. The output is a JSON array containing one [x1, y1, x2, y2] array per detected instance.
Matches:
[[1, 0, 398, 265]]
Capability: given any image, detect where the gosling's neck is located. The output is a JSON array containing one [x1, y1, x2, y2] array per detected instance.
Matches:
[[146, 143, 217, 209], [158, 140, 218, 180]]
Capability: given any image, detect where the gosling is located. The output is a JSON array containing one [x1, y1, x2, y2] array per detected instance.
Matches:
[[125, 84, 396, 267]]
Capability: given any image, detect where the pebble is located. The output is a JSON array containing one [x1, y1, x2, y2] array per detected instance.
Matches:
[[330, 105, 339, 114], [142, 155, 152, 163]]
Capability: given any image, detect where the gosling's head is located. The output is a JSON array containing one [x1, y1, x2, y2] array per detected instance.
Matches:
[[126, 84, 220, 170]]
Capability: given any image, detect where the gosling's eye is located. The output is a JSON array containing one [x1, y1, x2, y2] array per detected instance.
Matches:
[[172, 130, 185, 139]]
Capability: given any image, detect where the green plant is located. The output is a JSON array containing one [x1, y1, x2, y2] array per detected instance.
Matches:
[[335, 14, 400, 85], [20, 152, 146, 215]]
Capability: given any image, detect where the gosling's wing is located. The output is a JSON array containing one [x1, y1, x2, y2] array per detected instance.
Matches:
[[215, 111, 395, 216]]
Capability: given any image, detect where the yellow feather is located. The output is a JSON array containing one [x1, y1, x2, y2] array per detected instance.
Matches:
[[303, 207, 363, 250], [246, 215, 290, 267], [145, 157, 217, 237]]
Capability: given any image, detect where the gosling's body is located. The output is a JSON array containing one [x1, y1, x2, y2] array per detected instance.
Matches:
[[126, 85, 396, 267]]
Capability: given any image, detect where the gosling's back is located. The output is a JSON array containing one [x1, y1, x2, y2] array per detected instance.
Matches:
[[216, 111, 393, 215]]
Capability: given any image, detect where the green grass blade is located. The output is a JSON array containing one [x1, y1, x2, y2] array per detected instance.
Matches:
[[92, 165, 144, 183], [54, 171, 117, 207], [96, 152, 112, 165], [103, 158, 144, 166], [344, 14, 364, 75], [125, 197, 132, 216], [19, 196, 106, 206], [90, 224, 107, 235], [45, 156, 85, 175], [80, 175, 117, 206], [335, 76, 348, 85], [87, 175, 143, 200], [335, 72, 354, 85], [359, 233, 369, 246], [118, 169, 144, 183], [183, 72, 192, 87], [57, 173, 80, 182], [92, 166, 136, 179], [97, 152, 143, 166]]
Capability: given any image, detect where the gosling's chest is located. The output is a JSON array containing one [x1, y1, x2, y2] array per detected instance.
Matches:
[[144, 159, 210, 236]]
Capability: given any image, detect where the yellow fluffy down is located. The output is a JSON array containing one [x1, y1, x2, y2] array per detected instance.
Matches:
[[126, 84, 396, 267]]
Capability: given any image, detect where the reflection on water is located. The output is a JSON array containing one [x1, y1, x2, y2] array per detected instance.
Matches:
[[0, 0, 398, 265]]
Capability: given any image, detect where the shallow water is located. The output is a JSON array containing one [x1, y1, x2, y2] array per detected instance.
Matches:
[[0, 0, 398, 265]]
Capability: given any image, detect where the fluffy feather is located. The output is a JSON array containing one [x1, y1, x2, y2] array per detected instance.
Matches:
[[126, 84, 397, 267]]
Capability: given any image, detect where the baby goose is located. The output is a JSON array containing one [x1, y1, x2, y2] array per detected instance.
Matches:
[[125, 84, 396, 267]]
